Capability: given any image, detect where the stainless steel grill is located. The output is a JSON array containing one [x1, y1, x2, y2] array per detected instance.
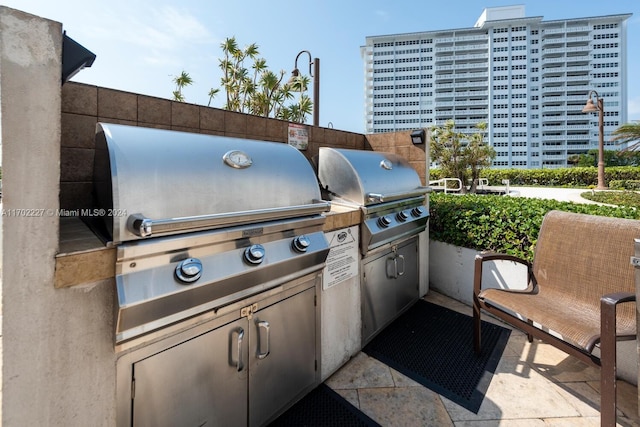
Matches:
[[317, 147, 429, 344], [317, 147, 429, 254], [94, 123, 330, 426], [93, 123, 330, 342]]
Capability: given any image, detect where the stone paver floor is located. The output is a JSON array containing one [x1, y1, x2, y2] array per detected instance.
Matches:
[[325, 291, 639, 426]]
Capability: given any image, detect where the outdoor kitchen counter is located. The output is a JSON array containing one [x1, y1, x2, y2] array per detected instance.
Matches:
[[54, 206, 361, 288]]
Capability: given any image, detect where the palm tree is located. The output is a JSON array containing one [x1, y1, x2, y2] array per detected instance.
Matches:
[[207, 88, 219, 107], [172, 71, 193, 102], [173, 36, 313, 123], [612, 121, 640, 151]]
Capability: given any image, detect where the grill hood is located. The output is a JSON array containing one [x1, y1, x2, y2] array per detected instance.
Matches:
[[317, 147, 428, 206], [93, 123, 329, 243]]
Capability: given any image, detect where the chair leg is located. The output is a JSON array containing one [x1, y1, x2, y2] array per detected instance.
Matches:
[[600, 299, 618, 427], [526, 320, 534, 343], [473, 297, 481, 354]]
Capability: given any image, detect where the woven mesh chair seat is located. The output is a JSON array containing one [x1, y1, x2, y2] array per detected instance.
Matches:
[[478, 210, 639, 352]]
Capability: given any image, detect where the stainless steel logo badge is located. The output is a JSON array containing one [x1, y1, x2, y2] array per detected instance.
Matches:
[[380, 159, 393, 170]]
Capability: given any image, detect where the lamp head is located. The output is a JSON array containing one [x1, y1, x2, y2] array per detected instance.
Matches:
[[582, 98, 599, 113], [286, 68, 301, 88]]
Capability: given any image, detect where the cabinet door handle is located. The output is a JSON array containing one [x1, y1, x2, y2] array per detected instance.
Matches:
[[234, 328, 245, 372], [396, 254, 405, 277], [256, 320, 270, 359]]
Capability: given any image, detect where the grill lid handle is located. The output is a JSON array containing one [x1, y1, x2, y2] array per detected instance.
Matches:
[[126, 202, 331, 238], [365, 186, 431, 204]]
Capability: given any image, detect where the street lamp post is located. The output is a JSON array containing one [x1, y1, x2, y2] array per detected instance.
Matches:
[[290, 50, 320, 127], [582, 90, 607, 190]]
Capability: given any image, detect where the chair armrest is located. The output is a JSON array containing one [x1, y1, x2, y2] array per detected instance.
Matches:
[[600, 291, 636, 344], [601, 291, 636, 307], [473, 252, 532, 295]]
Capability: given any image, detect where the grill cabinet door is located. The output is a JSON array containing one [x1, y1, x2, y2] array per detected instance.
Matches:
[[395, 238, 419, 313], [131, 317, 248, 427], [361, 237, 419, 345], [248, 285, 317, 427]]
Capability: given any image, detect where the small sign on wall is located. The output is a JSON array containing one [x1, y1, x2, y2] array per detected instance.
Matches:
[[288, 123, 308, 150], [323, 226, 359, 290]]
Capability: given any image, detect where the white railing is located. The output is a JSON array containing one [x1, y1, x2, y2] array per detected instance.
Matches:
[[429, 178, 463, 194]]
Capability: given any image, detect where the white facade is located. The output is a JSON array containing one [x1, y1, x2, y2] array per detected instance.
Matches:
[[362, 7, 631, 169]]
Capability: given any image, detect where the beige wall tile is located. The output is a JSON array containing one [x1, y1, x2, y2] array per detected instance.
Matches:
[[61, 113, 97, 148], [62, 82, 97, 115], [98, 88, 137, 120], [246, 114, 268, 139], [138, 95, 171, 125], [171, 101, 199, 128], [59, 182, 93, 210], [225, 111, 247, 136], [200, 106, 225, 132], [60, 147, 94, 182]]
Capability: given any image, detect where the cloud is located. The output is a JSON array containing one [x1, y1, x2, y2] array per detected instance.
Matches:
[[84, 5, 217, 65]]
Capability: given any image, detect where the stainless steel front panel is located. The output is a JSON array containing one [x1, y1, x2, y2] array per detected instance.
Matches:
[[94, 123, 326, 243], [361, 237, 419, 345], [126, 278, 318, 427], [114, 216, 329, 343], [132, 317, 248, 427], [317, 147, 428, 206], [249, 286, 317, 426], [360, 196, 428, 254]]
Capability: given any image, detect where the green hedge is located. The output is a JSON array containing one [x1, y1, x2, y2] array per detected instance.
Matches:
[[429, 192, 640, 261], [609, 180, 640, 191], [430, 166, 640, 187]]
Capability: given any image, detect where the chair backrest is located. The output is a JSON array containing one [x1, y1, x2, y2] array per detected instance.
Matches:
[[533, 210, 639, 325]]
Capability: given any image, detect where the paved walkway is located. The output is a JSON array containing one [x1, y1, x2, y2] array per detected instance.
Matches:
[[508, 186, 602, 204]]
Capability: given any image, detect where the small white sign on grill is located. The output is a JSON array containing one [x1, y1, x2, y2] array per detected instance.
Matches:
[[323, 226, 359, 290]]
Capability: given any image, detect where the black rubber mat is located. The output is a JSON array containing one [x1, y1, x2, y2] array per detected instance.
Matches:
[[363, 300, 510, 414], [269, 383, 380, 427]]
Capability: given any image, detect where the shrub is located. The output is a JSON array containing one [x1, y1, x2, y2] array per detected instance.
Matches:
[[429, 193, 640, 261], [609, 180, 640, 191], [580, 190, 640, 207], [430, 166, 640, 188]]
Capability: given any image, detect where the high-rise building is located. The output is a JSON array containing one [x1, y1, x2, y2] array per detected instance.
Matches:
[[361, 5, 631, 168]]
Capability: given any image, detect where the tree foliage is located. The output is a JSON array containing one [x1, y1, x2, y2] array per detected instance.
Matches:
[[612, 121, 640, 151], [173, 37, 311, 123], [171, 70, 194, 102], [570, 149, 640, 168], [430, 120, 496, 193]]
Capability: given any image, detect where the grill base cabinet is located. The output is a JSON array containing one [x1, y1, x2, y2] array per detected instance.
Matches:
[[362, 236, 419, 345], [116, 276, 319, 427]]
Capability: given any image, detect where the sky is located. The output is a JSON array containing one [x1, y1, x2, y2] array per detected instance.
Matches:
[[5, 0, 640, 134]]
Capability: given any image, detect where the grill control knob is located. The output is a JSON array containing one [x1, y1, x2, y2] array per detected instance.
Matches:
[[292, 235, 311, 253], [244, 244, 266, 265], [411, 206, 425, 217], [396, 210, 409, 222], [175, 258, 203, 283], [378, 215, 392, 228]]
